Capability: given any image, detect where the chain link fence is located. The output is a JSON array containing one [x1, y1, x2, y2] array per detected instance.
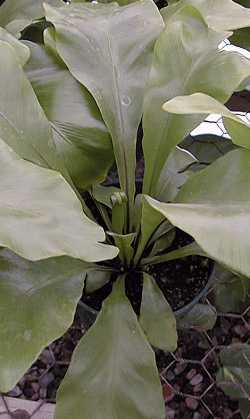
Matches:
[[159, 297, 250, 418], [1, 39, 250, 419], [158, 106, 250, 418]]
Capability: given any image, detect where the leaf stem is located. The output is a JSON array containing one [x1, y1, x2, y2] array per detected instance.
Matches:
[[140, 242, 206, 266]]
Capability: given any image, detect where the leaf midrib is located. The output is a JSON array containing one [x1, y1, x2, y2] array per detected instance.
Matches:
[[146, 34, 217, 193]]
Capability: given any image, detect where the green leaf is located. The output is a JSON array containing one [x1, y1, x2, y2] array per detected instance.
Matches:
[[0, 41, 65, 174], [85, 270, 111, 294], [134, 196, 165, 265], [155, 146, 197, 202], [220, 343, 250, 370], [161, 0, 250, 31], [217, 368, 248, 400], [92, 185, 120, 209], [164, 0, 250, 54], [0, 138, 117, 262], [145, 148, 250, 277], [150, 229, 176, 257], [148, 220, 175, 245], [182, 134, 237, 165], [163, 93, 250, 151], [44, 0, 164, 221], [110, 191, 129, 234], [140, 273, 178, 351], [214, 265, 250, 313], [142, 241, 206, 266], [43, 25, 57, 54], [107, 232, 136, 266], [217, 344, 250, 400], [0, 248, 87, 392], [0, 27, 30, 65], [234, 0, 250, 6], [54, 279, 165, 419], [142, 4, 250, 195], [0, 0, 62, 36], [24, 40, 114, 190], [230, 27, 250, 51], [177, 303, 217, 331]]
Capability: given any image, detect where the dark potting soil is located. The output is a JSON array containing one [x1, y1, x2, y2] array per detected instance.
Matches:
[[82, 229, 213, 314], [149, 230, 213, 312]]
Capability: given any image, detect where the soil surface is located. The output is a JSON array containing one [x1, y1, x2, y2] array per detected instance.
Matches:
[[82, 229, 212, 314], [101, 164, 213, 315], [150, 230, 212, 312]]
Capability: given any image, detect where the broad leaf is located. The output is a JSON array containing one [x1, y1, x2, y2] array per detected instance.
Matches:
[[163, 93, 250, 151], [0, 248, 86, 392], [182, 134, 236, 165], [92, 185, 120, 209], [164, 0, 250, 52], [0, 0, 62, 37], [150, 229, 176, 257], [0, 27, 30, 65], [107, 232, 136, 266], [214, 265, 250, 313], [161, 0, 250, 31], [24, 40, 114, 190], [0, 41, 65, 174], [85, 270, 111, 294], [145, 148, 250, 277], [0, 138, 117, 262], [230, 0, 250, 50], [217, 344, 250, 399], [45, 0, 164, 217], [142, 4, 250, 195], [177, 303, 217, 331], [235, 0, 250, 6], [140, 273, 177, 351], [55, 279, 165, 419], [231, 27, 250, 51], [148, 220, 175, 245], [155, 146, 197, 202]]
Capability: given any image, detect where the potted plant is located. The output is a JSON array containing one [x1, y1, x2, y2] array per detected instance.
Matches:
[[0, 0, 250, 418]]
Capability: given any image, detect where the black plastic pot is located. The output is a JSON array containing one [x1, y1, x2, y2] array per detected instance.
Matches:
[[77, 265, 216, 329]]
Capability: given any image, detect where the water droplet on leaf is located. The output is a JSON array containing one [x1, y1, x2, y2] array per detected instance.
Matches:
[[121, 96, 131, 106]]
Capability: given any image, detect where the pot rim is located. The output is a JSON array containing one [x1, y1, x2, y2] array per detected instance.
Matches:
[[78, 264, 217, 320]]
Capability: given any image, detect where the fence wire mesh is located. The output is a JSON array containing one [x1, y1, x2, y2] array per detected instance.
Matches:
[[159, 295, 250, 418], [1, 102, 250, 419], [158, 110, 250, 418]]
